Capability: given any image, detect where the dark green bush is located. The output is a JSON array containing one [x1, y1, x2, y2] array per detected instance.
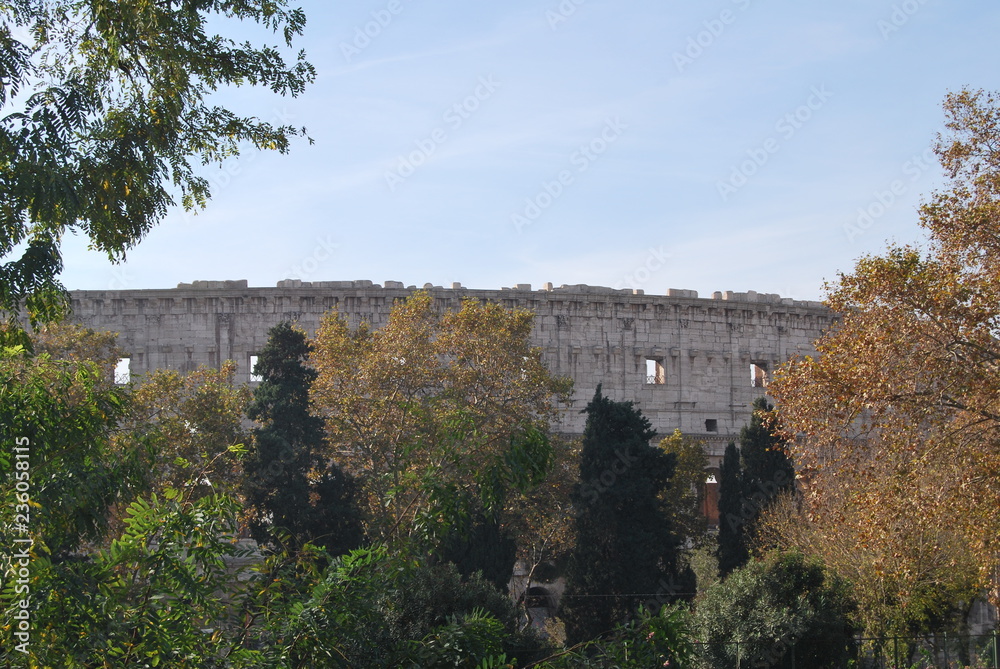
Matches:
[[695, 550, 856, 669]]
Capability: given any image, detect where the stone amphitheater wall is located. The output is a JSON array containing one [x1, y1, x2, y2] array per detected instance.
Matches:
[[67, 279, 834, 462]]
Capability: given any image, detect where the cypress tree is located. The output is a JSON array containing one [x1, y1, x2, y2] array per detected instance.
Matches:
[[562, 386, 691, 644], [242, 322, 362, 555], [716, 441, 748, 578], [717, 398, 795, 578], [739, 397, 795, 516]]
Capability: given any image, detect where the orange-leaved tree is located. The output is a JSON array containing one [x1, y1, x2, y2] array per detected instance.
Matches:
[[767, 89, 1000, 636]]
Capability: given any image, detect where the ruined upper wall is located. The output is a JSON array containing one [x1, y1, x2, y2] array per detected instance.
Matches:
[[67, 280, 834, 456]]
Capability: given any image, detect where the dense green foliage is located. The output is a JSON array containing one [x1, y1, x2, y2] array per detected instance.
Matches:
[[439, 514, 518, 592], [696, 551, 856, 669], [242, 546, 534, 667], [717, 398, 794, 578], [0, 0, 314, 339], [242, 321, 362, 554], [739, 398, 794, 527], [561, 386, 693, 645], [716, 441, 747, 579], [0, 347, 148, 558], [19, 492, 252, 667], [382, 560, 545, 665], [534, 605, 698, 669]]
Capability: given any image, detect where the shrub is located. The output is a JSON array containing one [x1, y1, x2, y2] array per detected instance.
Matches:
[[694, 551, 856, 669]]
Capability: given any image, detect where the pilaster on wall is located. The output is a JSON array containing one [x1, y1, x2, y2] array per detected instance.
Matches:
[[67, 280, 834, 455]]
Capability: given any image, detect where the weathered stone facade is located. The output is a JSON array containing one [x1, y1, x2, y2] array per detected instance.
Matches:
[[67, 280, 834, 462]]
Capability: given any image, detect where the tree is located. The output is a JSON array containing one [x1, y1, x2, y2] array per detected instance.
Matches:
[[0, 325, 277, 665], [532, 604, 697, 669], [561, 386, 692, 645], [8, 490, 256, 668], [241, 545, 544, 667], [0, 324, 545, 666], [769, 89, 1000, 633], [439, 513, 518, 592], [0, 0, 314, 338], [381, 560, 544, 665], [740, 398, 794, 500], [310, 291, 572, 552], [505, 435, 580, 610], [756, 485, 981, 642], [242, 321, 362, 554], [0, 330, 149, 559], [123, 360, 252, 501], [658, 428, 709, 545], [715, 442, 747, 579], [28, 321, 123, 373], [739, 398, 794, 539], [715, 399, 794, 579], [695, 551, 856, 669]]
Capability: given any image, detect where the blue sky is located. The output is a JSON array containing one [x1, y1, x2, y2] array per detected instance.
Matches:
[[60, 0, 1000, 301]]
